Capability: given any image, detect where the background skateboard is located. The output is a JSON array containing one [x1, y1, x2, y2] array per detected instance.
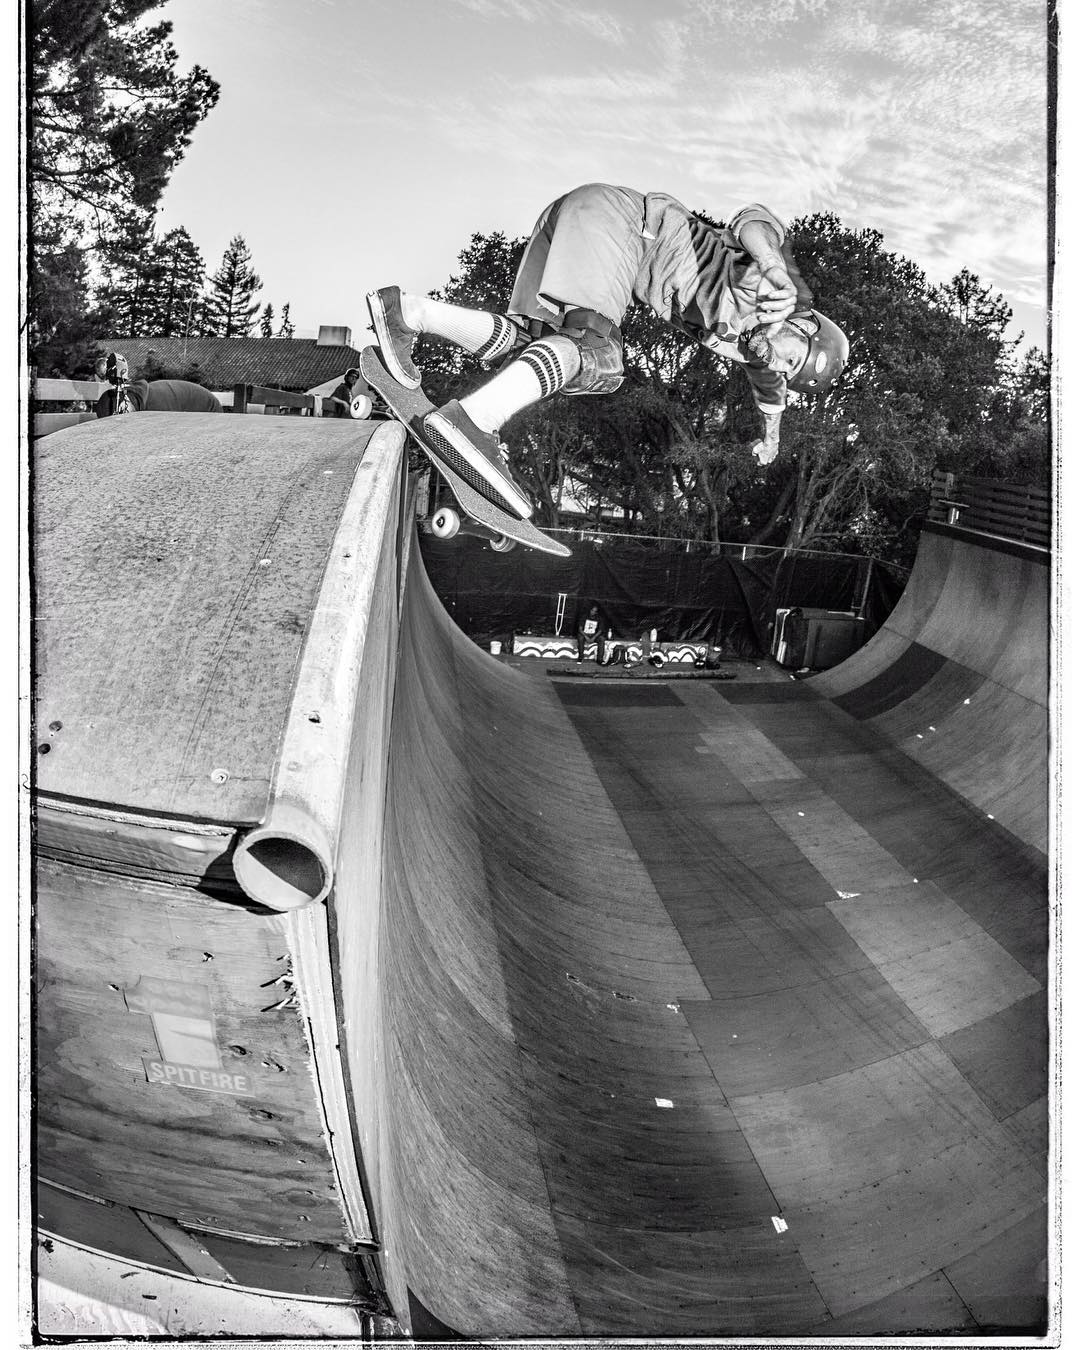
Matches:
[[360, 348, 571, 558]]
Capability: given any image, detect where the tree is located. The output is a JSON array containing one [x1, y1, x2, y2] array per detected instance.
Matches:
[[259, 302, 275, 338], [94, 219, 205, 338], [27, 219, 110, 377], [157, 226, 205, 337], [95, 210, 168, 336], [277, 302, 295, 339], [28, 0, 219, 371], [203, 235, 261, 337]]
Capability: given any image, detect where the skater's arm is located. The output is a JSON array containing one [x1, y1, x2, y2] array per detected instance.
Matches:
[[750, 410, 783, 465], [733, 210, 798, 329], [743, 365, 786, 465], [780, 240, 815, 314]]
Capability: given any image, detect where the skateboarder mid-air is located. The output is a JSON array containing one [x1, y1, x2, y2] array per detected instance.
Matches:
[[367, 182, 849, 521]]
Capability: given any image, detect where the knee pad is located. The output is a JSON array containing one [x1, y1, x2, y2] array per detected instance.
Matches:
[[559, 308, 624, 395]]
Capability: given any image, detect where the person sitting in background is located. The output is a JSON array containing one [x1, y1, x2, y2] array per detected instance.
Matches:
[[94, 352, 221, 417], [576, 603, 608, 664], [327, 366, 371, 417]]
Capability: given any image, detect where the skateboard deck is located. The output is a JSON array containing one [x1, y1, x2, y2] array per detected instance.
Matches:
[[360, 347, 571, 558]]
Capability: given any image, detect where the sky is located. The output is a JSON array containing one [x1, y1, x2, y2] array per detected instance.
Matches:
[[154, 0, 1051, 349]]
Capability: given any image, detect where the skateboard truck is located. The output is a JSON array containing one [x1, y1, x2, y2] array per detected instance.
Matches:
[[431, 503, 517, 552]]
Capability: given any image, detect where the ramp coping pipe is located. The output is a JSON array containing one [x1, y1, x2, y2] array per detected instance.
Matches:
[[233, 420, 406, 911]]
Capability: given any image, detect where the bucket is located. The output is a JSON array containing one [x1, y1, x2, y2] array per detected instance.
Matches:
[[489, 640, 502, 655]]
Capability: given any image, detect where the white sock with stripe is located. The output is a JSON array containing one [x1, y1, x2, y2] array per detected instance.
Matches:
[[460, 336, 581, 434], [399, 293, 519, 364]]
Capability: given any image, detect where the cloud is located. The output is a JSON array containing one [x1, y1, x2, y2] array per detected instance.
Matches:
[[442, 0, 627, 44]]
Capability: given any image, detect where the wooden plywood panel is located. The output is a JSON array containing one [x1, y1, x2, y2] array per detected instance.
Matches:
[[784, 1145, 1043, 1318], [831, 642, 950, 721], [809, 625, 913, 698], [877, 931, 1040, 1038], [985, 555, 1049, 704], [731, 1044, 1008, 1209], [732, 1042, 1044, 1317], [943, 1206, 1048, 1333], [829, 884, 1041, 1037], [808, 1269, 980, 1335], [904, 683, 1048, 851], [848, 652, 982, 735], [555, 1217, 828, 1338], [1003, 1099, 1049, 1161], [754, 783, 913, 895], [938, 991, 1048, 1119], [916, 538, 1034, 679], [36, 1183, 187, 1273], [35, 860, 346, 1245], [882, 530, 960, 643], [34, 414, 378, 820], [828, 879, 982, 963], [683, 965, 931, 1095], [521, 1058, 778, 1231]]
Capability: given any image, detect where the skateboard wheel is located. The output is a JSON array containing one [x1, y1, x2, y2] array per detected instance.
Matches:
[[349, 394, 373, 419], [491, 535, 517, 553], [431, 505, 461, 539]]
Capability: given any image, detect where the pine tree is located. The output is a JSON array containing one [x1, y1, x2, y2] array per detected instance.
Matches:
[[158, 227, 206, 338], [277, 301, 295, 339], [29, 0, 219, 372], [203, 235, 262, 337], [95, 211, 169, 336], [259, 302, 275, 338]]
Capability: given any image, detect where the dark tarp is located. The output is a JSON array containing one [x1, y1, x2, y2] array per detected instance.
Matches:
[[419, 533, 907, 656]]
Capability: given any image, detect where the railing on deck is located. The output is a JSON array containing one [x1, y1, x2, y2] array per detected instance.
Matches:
[[31, 378, 107, 438], [231, 384, 322, 415], [29, 375, 364, 435], [928, 470, 1050, 550]]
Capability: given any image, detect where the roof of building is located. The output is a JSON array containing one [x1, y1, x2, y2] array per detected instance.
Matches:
[[102, 335, 368, 393]]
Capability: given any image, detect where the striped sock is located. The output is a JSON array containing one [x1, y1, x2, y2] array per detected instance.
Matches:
[[400, 293, 518, 360], [460, 336, 581, 433]]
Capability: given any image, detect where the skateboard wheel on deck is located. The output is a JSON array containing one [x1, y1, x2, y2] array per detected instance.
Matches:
[[431, 505, 461, 539], [491, 535, 517, 553], [349, 394, 373, 419]]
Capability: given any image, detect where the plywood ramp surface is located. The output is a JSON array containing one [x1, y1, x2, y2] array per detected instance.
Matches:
[[811, 527, 1048, 852], [34, 413, 382, 820], [376, 541, 1047, 1338]]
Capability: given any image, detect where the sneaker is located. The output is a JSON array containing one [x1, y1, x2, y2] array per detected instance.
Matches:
[[366, 286, 421, 389], [422, 400, 533, 519]]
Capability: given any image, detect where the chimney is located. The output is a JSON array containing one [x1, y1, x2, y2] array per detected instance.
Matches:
[[316, 325, 352, 347]]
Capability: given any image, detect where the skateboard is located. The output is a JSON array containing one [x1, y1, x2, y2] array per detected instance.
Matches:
[[360, 347, 571, 558]]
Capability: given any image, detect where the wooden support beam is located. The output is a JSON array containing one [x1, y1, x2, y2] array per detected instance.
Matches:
[[135, 1211, 236, 1283]]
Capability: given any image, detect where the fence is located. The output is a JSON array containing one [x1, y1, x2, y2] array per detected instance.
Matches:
[[928, 470, 1050, 550], [30, 378, 107, 438], [29, 376, 376, 436]]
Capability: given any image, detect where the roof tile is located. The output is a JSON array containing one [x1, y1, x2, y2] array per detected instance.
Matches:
[[102, 335, 368, 392]]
